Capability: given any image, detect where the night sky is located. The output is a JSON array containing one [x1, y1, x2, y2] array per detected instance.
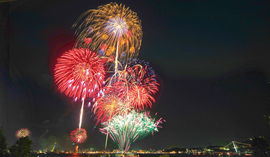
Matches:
[[1, 0, 270, 151]]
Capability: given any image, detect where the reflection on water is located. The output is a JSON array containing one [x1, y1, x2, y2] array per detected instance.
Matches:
[[31, 153, 252, 157]]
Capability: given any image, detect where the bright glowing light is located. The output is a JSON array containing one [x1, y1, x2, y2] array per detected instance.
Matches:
[[104, 17, 128, 39], [15, 128, 31, 139]]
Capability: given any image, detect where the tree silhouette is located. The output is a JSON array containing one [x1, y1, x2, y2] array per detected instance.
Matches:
[[9, 136, 32, 157], [0, 128, 8, 156], [263, 113, 270, 125], [251, 136, 269, 157]]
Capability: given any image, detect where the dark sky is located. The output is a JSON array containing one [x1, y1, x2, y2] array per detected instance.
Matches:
[[1, 0, 270, 151]]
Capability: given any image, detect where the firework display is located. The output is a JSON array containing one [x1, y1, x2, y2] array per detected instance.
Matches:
[[15, 128, 31, 139], [53, 2, 163, 150], [73, 2, 143, 64], [70, 128, 87, 144], [93, 60, 159, 115], [100, 110, 163, 152]]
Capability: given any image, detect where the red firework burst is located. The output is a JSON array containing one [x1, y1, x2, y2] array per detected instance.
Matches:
[[54, 48, 106, 101], [127, 85, 155, 110], [125, 63, 159, 110], [70, 128, 87, 144]]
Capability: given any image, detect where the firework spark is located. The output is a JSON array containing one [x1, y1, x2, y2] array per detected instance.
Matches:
[[100, 110, 163, 152]]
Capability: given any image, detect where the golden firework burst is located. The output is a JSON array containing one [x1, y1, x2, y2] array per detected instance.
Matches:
[[73, 2, 142, 63]]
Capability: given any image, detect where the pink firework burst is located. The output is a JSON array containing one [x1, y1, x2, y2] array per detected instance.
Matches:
[[70, 128, 87, 144], [54, 48, 106, 102], [15, 128, 31, 139]]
